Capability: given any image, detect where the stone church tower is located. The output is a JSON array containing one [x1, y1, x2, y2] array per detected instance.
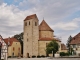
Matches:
[[23, 14, 39, 57]]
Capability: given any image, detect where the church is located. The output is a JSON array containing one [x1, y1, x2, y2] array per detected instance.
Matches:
[[23, 14, 62, 57]]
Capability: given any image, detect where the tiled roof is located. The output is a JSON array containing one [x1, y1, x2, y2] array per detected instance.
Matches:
[[4, 37, 19, 46], [70, 33, 80, 44], [24, 14, 37, 21], [61, 44, 67, 50], [39, 37, 61, 42], [39, 20, 54, 32]]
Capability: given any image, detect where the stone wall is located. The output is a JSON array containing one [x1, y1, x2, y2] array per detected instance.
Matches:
[[38, 41, 51, 56], [39, 31, 53, 38]]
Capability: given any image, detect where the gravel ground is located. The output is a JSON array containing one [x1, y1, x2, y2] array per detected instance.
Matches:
[[8, 58, 80, 60]]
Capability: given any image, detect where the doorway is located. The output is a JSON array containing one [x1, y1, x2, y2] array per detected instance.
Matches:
[[27, 53, 29, 58]]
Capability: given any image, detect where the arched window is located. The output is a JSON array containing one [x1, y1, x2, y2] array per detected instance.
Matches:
[[29, 21, 30, 25], [35, 22, 37, 26]]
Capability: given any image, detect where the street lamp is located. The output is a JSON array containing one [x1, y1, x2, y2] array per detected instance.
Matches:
[[0, 42, 2, 60]]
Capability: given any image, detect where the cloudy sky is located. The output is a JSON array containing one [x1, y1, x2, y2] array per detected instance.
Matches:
[[0, 0, 80, 44]]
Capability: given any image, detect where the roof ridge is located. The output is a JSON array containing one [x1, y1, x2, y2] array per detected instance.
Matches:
[[24, 14, 37, 21]]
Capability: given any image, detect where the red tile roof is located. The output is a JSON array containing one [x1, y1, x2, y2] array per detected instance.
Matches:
[[39, 20, 54, 32], [61, 44, 67, 50], [39, 37, 61, 42], [24, 14, 37, 21], [4, 37, 19, 46], [70, 33, 80, 44]]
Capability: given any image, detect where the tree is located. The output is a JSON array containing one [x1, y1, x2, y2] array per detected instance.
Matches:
[[13, 32, 23, 55], [66, 35, 72, 54], [46, 40, 59, 57]]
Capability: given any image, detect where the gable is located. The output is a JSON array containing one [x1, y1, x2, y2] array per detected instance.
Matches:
[[4, 37, 19, 46], [70, 33, 80, 44]]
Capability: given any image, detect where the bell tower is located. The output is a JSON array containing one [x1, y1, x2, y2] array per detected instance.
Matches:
[[23, 14, 39, 57]]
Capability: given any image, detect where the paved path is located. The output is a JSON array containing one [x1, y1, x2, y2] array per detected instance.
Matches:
[[8, 58, 50, 60], [8, 58, 80, 60]]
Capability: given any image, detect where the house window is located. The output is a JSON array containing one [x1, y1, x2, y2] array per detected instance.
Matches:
[[46, 43, 48, 47], [18, 47, 20, 51], [12, 52, 14, 56], [76, 48, 77, 50], [25, 22, 27, 26], [29, 21, 30, 25], [13, 47, 15, 51], [35, 22, 37, 26], [73, 45, 76, 48]]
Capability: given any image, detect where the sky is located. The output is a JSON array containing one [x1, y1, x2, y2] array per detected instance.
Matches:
[[0, 0, 80, 44]]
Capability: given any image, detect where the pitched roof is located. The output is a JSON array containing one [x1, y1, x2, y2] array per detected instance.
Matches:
[[4, 37, 19, 46], [24, 14, 37, 21], [39, 37, 61, 42], [70, 33, 80, 44], [61, 44, 67, 50], [39, 20, 54, 32]]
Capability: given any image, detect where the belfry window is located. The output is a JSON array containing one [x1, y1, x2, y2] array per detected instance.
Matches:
[[25, 22, 27, 26], [35, 22, 37, 26], [29, 21, 30, 25]]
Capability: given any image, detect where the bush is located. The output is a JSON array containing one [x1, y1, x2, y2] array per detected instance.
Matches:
[[13, 56, 18, 58], [1, 59, 4, 60], [32, 55, 36, 58], [41, 55, 45, 58], [8, 56, 11, 58], [60, 52, 66, 56], [65, 52, 69, 56], [60, 52, 69, 56], [37, 55, 41, 58]]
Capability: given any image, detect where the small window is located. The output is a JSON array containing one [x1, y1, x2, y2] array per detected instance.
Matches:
[[27, 39, 28, 42], [29, 21, 30, 25], [13, 47, 15, 51], [18, 47, 20, 51], [35, 22, 37, 26], [12, 52, 14, 56], [46, 43, 48, 47], [73, 45, 76, 48], [25, 22, 27, 26]]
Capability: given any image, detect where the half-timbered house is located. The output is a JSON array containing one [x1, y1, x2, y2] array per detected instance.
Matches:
[[0, 35, 8, 60]]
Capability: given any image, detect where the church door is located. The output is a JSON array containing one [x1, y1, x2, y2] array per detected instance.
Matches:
[[27, 53, 29, 58]]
